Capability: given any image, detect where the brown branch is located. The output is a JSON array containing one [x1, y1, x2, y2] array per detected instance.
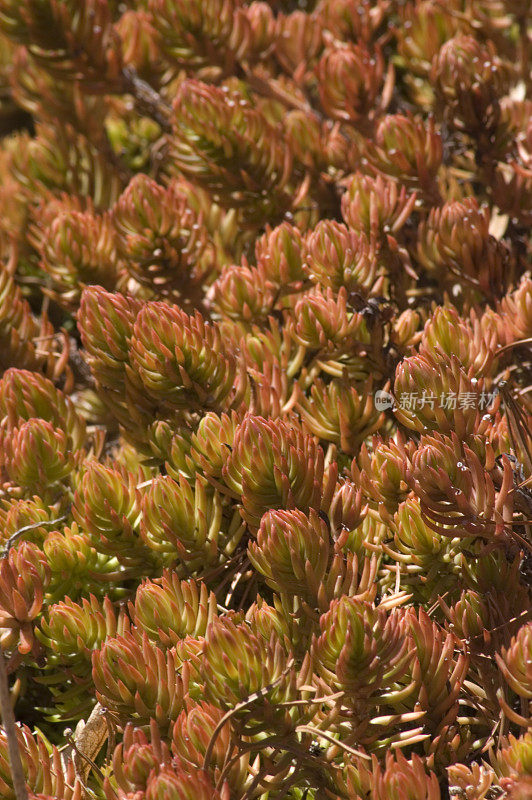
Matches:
[[0, 517, 67, 558], [121, 67, 172, 132], [518, 14, 531, 93], [0, 646, 28, 800], [96, 129, 133, 186]]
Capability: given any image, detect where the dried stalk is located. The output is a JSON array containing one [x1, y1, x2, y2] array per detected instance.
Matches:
[[0, 645, 27, 800]]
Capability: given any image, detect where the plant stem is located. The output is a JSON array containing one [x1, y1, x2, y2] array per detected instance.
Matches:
[[0, 646, 27, 800], [121, 67, 172, 132], [518, 14, 531, 93]]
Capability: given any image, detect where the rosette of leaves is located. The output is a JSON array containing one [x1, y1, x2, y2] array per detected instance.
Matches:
[[113, 8, 165, 85], [395, 1, 458, 87], [0, 368, 86, 467], [170, 79, 301, 225], [255, 221, 306, 289], [328, 478, 369, 544], [339, 750, 442, 800], [78, 285, 159, 441], [405, 431, 514, 542], [393, 351, 495, 440], [144, 765, 230, 800], [392, 308, 424, 353], [0, 0, 124, 89], [150, 0, 254, 74], [112, 174, 210, 298], [188, 409, 243, 481], [312, 597, 417, 747], [3, 418, 75, 501], [290, 287, 375, 380], [208, 261, 277, 324], [440, 589, 491, 646], [78, 285, 142, 394], [416, 197, 509, 300], [221, 414, 329, 529], [243, 345, 302, 420], [317, 42, 388, 126], [431, 34, 507, 137], [303, 221, 380, 296], [0, 541, 49, 654], [131, 573, 218, 646], [496, 623, 532, 728], [383, 498, 464, 603], [172, 702, 251, 795], [0, 497, 57, 551], [139, 473, 241, 570], [246, 597, 294, 646], [92, 631, 189, 732], [72, 461, 156, 571], [0, 725, 74, 800], [145, 419, 191, 472], [493, 160, 532, 229], [129, 301, 246, 416], [285, 109, 338, 175], [317, 0, 390, 44], [11, 119, 123, 207], [418, 304, 498, 378], [248, 507, 330, 610], [341, 171, 416, 242], [0, 264, 59, 374], [111, 721, 172, 796], [274, 9, 324, 78], [37, 207, 119, 310], [500, 277, 532, 342], [201, 616, 299, 736], [42, 522, 129, 603], [249, 507, 377, 623], [244, 1, 275, 60], [365, 113, 443, 199], [404, 609, 472, 765], [35, 594, 121, 721], [37, 594, 118, 665], [490, 731, 532, 787], [296, 376, 384, 455], [351, 434, 416, 515]]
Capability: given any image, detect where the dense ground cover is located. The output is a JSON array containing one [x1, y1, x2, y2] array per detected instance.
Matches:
[[0, 1, 531, 798]]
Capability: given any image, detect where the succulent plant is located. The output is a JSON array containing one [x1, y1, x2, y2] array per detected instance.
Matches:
[[0, 2, 530, 799]]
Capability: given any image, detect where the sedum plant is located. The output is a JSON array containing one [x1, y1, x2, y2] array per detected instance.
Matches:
[[0, 1, 530, 799]]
